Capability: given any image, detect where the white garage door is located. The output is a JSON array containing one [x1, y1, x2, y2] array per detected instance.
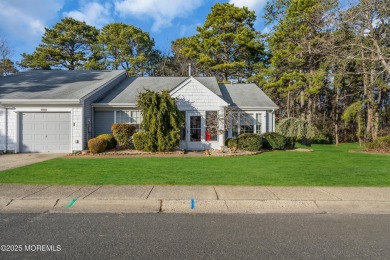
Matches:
[[20, 112, 71, 153]]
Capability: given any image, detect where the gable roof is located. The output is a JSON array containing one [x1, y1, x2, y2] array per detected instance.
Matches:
[[96, 76, 225, 105], [97, 77, 188, 104], [219, 83, 279, 109], [0, 70, 126, 102], [0, 71, 278, 110]]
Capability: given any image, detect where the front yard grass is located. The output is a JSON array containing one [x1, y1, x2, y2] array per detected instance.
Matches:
[[0, 143, 389, 186]]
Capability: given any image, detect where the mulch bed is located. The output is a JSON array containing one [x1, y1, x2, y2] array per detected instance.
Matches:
[[67, 149, 262, 158], [349, 149, 390, 155]]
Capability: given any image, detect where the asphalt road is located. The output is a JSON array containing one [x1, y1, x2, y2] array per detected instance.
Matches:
[[0, 213, 389, 259]]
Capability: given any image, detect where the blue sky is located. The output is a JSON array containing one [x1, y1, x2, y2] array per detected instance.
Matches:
[[0, 0, 269, 63]]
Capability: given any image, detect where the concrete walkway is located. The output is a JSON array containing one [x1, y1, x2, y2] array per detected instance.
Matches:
[[0, 154, 65, 171], [0, 185, 389, 214]]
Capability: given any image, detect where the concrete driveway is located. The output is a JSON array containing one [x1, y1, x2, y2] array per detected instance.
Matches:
[[0, 153, 65, 171]]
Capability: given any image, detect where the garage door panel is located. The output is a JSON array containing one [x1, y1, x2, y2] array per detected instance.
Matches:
[[45, 134, 59, 141], [59, 123, 70, 131], [22, 123, 33, 131], [33, 113, 45, 120], [45, 113, 58, 120], [30, 144, 45, 153], [34, 124, 45, 132], [20, 112, 71, 153], [47, 144, 70, 151], [33, 134, 45, 141], [59, 134, 70, 141], [46, 123, 60, 131], [59, 113, 71, 120]]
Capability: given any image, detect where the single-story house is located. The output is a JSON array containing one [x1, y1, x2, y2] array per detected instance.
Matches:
[[0, 70, 278, 153]]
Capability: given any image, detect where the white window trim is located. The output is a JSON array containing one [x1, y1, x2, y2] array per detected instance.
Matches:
[[114, 110, 142, 130], [228, 111, 267, 138]]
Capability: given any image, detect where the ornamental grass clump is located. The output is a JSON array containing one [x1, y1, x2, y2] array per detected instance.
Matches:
[[366, 134, 390, 152], [276, 118, 317, 148], [88, 138, 107, 154]]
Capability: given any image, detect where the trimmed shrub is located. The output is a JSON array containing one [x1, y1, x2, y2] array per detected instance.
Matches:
[[132, 132, 147, 151], [262, 132, 286, 150], [237, 133, 262, 151], [111, 123, 136, 147], [285, 138, 295, 149], [96, 134, 117, 150], [366, 134, 390, 151], [225, 138, 238, 149], [88, 138, 107, 154]]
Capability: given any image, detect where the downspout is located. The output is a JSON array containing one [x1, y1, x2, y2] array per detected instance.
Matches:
[[271, 109, 275, 132], [5, 108, 7, 153], [0, 104, 7, 153]]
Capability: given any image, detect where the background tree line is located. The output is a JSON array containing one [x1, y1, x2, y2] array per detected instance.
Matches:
[[2, 0, 389, 144]]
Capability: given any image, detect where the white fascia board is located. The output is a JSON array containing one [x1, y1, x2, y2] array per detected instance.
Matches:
[[92, 103, 137, 107], [169, 77, 192, 95], [229, 106, 279, 110], [170, 76, 229, 106], [0, 99, 81, 105]]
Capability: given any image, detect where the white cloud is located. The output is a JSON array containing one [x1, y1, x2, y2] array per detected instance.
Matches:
[[178, 23, 201, 37], [114, 0, 204, 32], [229, 0, 267, 12], [0, 0, 64, 39], [63, 1, 112, 28]]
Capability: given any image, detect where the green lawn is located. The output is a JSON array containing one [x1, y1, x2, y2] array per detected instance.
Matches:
[[0, 144, 389, 186]]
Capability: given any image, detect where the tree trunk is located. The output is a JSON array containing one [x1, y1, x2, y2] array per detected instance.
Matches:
[[287, 90, 291, 118], [307, 97, 313, 124], [300, 89, 305, 119], [334, 86, 340, 145]]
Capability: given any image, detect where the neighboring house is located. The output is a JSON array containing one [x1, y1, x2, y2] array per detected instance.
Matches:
[[0, 70, 278, 153]]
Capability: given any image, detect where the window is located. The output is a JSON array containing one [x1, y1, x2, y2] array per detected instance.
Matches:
[[190, 115, 202, 141], [240, 113, 254, 134], [255, 113, 262, 134], [115, 110, 142, 131], [206, 111, 218, 141], [230, 112, 260, 137], [232, 112, 239, 137]]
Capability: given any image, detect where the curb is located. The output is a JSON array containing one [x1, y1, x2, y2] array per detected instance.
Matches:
[[1, 199, 390, 214]]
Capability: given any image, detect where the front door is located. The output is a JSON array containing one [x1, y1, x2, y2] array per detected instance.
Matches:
[[186, 112, 205, 150]]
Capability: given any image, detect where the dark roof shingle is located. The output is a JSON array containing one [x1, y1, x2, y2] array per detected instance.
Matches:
[[0, 70, 125, 100]]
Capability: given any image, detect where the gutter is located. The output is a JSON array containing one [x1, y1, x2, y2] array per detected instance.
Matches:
[[229, 106, 280, 110], [92, 103, 137, 108], [0, 99, 81, 105], [0, 103, 8, 153], [5, 107, 7, 153]]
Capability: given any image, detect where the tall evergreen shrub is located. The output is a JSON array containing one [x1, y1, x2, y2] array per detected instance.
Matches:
[[137, 89, 184, 152]]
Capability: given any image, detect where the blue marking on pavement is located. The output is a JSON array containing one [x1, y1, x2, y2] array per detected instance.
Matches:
[[191, 199, 195, 209], [67, 198, 77, 208]]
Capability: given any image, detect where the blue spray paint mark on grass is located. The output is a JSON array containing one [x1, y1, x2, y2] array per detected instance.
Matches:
[[67, 198, 77, 208], [191, 199, 195, 209]]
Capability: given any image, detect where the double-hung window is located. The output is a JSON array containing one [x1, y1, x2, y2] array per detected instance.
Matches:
[[231, 112, 263, 137], [115, 110, 142, 131], [240, 113, 254, 134]]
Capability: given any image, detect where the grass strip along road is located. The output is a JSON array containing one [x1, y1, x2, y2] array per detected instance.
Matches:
[[0, 144, 389, 186]]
